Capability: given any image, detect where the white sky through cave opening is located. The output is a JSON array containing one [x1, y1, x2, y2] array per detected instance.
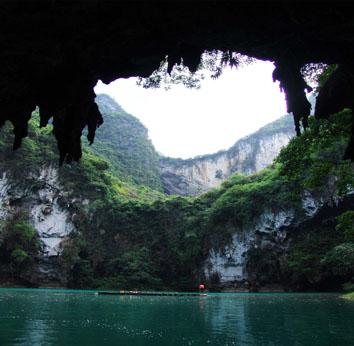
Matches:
[[94, 60, 288, 159]]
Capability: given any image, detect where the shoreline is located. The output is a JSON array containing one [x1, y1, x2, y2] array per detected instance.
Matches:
[[342, 291, 354, 300], [0, 286, 346, 295], [0, 282, 350, 295]]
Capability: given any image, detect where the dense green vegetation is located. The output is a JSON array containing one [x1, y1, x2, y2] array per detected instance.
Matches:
[[342, 291, 354, 300], [0, 106, 165, 287], [92, 94, 162, 191], [0, 90, 353, 291], [242, 110, 354, 291], [60, 196, 209, 289], [0, 213, 40, 285], [66, 107, 353, 291]]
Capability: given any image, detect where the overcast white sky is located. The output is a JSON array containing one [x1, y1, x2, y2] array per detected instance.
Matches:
[[94, 60, 287, 159]]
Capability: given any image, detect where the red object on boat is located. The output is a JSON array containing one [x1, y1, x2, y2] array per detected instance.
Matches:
[[199, 284, 205, 290]]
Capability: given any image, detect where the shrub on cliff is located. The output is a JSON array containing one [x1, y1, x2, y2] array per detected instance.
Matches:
[[0, 215, 40, 284], [321, 243, 354, 277], [336, 211, 354, 241], [277, 109, 353, 192]]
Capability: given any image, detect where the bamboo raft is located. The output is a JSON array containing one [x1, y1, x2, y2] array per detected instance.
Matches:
[[97, 290, 207, 297]]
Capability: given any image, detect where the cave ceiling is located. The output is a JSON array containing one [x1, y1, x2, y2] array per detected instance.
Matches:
[[0, 1, 353, 163]]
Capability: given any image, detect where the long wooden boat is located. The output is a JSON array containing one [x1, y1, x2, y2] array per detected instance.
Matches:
[[97, 290, 208, 297]]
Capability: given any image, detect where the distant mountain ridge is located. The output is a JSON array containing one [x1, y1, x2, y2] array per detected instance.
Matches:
[[160, 116, 295, 195], [94, 94, 296, 196]]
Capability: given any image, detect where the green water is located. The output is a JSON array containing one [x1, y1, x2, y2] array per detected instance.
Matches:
[[0, 289, 354, 346]]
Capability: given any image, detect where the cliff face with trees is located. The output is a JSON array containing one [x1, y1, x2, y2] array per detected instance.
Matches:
[[160, 116, 295, 195], [204, 109, 354, 291], [0, 88, 353, 292], [0, 2, 353, 291]]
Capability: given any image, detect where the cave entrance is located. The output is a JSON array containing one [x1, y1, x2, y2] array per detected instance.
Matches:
[[94, 54, 292, 160]]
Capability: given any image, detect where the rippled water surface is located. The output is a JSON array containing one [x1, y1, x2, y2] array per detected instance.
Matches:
[[0, 289, 354, 345]]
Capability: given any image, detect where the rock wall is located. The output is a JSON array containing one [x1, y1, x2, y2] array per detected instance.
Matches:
[[204, 208, 295, 285], [203, 184, 353, 289], [0, 166, 77, 282], [0, 172, 10, 220], [28, 167, 75, 257], [160, 116, 295, 195]]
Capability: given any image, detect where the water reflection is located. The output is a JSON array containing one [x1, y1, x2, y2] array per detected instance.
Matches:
[[0, 290, 354, 346], [203, 295, 252, 344]]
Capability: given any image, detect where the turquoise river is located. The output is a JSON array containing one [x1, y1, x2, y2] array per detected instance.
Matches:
[[0, 289, 354, 345]]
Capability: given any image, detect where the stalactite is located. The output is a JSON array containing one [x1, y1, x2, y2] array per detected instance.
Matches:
[[0, 2, 352, 163], [272, 60, 312, 136]]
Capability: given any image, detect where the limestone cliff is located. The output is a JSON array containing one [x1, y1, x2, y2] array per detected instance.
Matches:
[[160, 115, 295, 195], [204, 183, 354, 291], [0, 105, 163, 287], [0, 166, 78, 284], [0, 105, 352, 290]]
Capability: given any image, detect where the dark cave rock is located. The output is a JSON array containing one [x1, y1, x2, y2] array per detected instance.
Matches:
[[272, 58, 312, 136], [315, 64, 354, 120], [314, 63, 354, 160], [0, 1, 353, 162]]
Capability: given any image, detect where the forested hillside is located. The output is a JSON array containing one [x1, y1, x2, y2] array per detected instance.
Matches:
[[92, 94, 162, 191]]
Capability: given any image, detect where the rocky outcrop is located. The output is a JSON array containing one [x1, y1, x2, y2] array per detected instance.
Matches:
[[204, 208, 295, 285], [28, 167, 75, 257], [0, 173, 10, 220], [203, 185, 354, 290], [0, 166, 77, 280], [160, 116, 295, 195]]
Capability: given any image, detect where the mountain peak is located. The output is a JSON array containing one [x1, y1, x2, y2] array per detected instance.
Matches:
[[95, 94, 125, 115]]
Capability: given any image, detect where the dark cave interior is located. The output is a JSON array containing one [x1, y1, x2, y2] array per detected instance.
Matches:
[[0, 1, 353, 163]]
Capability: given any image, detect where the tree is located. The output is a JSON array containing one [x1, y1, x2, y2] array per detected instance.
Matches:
[[336, 211, 354, 241], [0, 215, 39, 283]]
